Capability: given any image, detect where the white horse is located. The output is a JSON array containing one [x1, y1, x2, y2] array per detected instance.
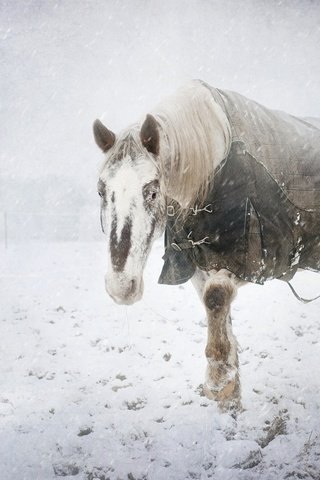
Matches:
[[93, 80, 320, 411]]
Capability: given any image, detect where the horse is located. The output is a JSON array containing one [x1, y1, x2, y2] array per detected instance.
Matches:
[[93, 80, 320, 411]]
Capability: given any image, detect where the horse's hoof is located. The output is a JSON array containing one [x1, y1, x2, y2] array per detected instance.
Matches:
[[204, 375, 242, 412]]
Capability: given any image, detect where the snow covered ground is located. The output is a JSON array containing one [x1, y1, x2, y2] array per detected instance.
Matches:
[[1, 240, 320, 480], [1, 1, 320, 478]]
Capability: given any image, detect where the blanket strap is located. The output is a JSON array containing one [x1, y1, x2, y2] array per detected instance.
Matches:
[[171, 232, 210, 251], [286, 281, 320, 304]]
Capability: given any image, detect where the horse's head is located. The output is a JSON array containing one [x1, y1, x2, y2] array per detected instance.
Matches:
[[93, 115, 167, 305]]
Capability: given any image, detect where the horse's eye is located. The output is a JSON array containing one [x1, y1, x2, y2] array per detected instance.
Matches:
[[143, 180, 159, 203], [97, 179, 106, 199]]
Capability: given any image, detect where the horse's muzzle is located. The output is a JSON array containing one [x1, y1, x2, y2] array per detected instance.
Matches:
[[105, 274, 143, 305]]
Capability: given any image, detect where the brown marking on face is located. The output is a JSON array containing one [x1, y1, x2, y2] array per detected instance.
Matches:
[[109, 211, 132, 272]]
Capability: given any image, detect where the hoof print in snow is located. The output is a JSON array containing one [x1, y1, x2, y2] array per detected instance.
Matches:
[[127, 473, 147, 480], [112, 383, 132, 392], [28, 370, 55, 380], [78, 427, 93, 437], [56, 306, 66, 313], [86, 466, 114, 479], [188, 471, 201, 479], [118, 345, 130, 353], [163, 352, 171, 361], [203, 462, 213, 471], [258, 350, 271, 359], [181, 399, 193, 406], [291, 326, 304, 337], [53, 463, 80, 476], [125, 398, 146, 410], [115, 373, 127, 381], [154, 417, 165, 423], [195, 384, 206, 397]]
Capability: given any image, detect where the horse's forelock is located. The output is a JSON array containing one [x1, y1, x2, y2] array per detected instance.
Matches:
[[102, 127, 148, 168]]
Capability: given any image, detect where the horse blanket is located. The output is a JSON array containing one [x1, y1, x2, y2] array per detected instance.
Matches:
[[159, 82, 320, 285]]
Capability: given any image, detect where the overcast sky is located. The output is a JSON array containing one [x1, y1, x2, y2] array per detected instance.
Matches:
[[1, 0, 320, 189]]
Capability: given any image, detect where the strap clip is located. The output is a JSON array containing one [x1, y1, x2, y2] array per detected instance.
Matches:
[[167, 205, 175, 217]]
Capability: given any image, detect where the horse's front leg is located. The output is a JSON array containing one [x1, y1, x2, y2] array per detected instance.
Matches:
[[192, 268, 241, 411]]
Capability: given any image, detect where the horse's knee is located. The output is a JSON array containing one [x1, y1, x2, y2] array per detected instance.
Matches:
[[203, 276, 236, 312]]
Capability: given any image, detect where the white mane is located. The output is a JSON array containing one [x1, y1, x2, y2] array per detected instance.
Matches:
[[153, 81, 231, 209]]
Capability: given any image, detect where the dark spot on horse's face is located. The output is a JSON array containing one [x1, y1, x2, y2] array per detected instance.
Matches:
[[109, 212, 132, 272], [109, 134, 138, 165]]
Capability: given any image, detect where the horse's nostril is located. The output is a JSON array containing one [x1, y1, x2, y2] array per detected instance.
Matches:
[[130, 279, 137, 294]]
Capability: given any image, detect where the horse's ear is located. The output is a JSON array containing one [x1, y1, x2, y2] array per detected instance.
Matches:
[[93, 119, 116, 152], [140, 114, 160, 156]]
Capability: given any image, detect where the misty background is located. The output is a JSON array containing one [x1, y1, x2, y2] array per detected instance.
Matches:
[[1, 0, 320, 242]]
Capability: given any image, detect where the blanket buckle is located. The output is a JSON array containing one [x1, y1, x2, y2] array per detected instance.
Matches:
[[167, 205, 175, 217]]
